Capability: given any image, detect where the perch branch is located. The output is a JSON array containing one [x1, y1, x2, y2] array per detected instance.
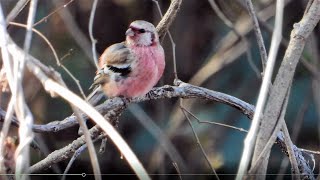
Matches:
[[23, 80, 314, 176]]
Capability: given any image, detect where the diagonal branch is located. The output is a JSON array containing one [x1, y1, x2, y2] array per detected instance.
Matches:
[[156, 0, 182, 40], [252, 0, 320, 177]]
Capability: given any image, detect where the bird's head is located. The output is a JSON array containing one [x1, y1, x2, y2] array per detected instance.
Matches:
[[125, 20, 159, 47]]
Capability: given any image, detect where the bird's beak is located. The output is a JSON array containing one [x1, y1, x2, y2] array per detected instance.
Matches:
[[125, 28, 134, 37]]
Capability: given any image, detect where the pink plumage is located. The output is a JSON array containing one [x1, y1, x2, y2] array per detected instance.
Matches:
[[92, 20, 165, 98]]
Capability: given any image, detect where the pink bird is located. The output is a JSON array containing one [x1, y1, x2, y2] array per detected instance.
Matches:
[[91, 20, 165, 98]]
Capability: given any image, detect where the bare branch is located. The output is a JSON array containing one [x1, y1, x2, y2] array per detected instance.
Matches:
[[6, 0, 30, 23], [1, 79, 308, 175], [181, 106, 220, 180], [29, 126, 102, 173], [0, 1, 15, 175], [128, 104, 187, 173], [0, 81, 255, 133], [207, 0, 260, 78], [8, 22, 86, 99], [243, 0, 268, 70], [237, 0, 284, 178], [156, 0, 182, 40], [88, 0, 99, 69], [253, 0, 320, 177], [167, 1, 284, 139], [33, 0, 75, 27], [12, 0, 38, 178], [152, 0, 178, 79], [62, 135, 104, 180]]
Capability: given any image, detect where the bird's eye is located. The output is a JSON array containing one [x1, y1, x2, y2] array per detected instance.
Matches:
[[139, 29, 146, 33]]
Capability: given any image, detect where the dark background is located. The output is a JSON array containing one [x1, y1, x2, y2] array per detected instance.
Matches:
[[0, 0, 319, 179]]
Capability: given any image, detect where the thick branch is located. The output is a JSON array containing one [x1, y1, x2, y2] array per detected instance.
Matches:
[[253, 0, 320, 176]]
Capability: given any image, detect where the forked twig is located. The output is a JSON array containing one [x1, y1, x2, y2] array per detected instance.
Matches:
[[8, 22, 86, 99], [33, 0, 75, 27], [180, 103, 220, 180]]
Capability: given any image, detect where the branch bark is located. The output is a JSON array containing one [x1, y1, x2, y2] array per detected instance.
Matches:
[[252, 0, 320, 177], [156, 0, 182, 40], [0, 80, 308, 176]]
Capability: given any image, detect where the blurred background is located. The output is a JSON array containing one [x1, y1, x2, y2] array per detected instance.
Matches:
[[0, 0, 320, 179]]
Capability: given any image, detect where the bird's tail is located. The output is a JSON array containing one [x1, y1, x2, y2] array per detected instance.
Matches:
[[78, 86, 105, 135], [85, 85, 104, 106]]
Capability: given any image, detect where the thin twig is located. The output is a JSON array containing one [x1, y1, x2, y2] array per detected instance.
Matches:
[[51, 1, 96, 67], [33, 0, 75, 27], [207, 0, 240, 36], [244, 0, 268, 71], [236, 0, 320, 80], [208, 0, 261, 79], [182, 107, 248, 133], [60, 48, 74, 62], [152, 0, 178, 80], [299, 148, 320, 156], [172, 162, 182, 180], [88, 0, 99, 69], [13, 1, 38, 179], [245, 44, 261, 79], [72, 106, 101, 180], [128, 104, 187, 172], [62, 135, 103, 180], [0, 99, 15, 174], [8, 22, 86, 99], [99, 136, 107, 154], [282, 123, 300, 178], [180, 103, 220, 180]]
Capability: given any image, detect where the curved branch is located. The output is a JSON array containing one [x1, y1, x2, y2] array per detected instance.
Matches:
[[0, 81, 254, 133], [156, 0, 182, 40], [2, 79, 313, 175]]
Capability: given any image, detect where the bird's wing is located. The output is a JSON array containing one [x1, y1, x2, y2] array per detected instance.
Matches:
[[99, 42, 133, 67], [90, 42, 133, 89]]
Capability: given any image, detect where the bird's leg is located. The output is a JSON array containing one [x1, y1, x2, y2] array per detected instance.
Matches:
[[99, 135, 107, 154], [146, 90, 156, 99], [99, 111, 120, 154]]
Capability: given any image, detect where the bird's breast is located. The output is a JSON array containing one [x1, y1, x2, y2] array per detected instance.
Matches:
[[118, 45, 165, 97]]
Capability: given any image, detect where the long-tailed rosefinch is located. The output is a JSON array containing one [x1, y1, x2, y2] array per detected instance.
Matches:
[[91, 20, 165, 98]]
